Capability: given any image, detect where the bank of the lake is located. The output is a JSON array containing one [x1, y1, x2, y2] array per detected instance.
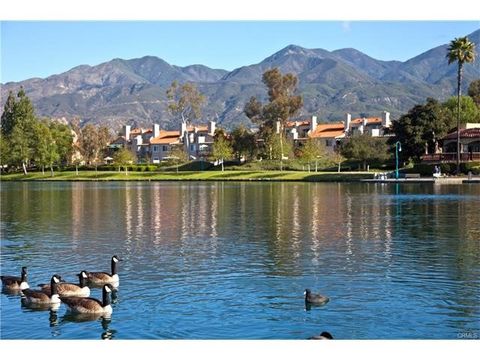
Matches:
[[0, 170, 374, 182]]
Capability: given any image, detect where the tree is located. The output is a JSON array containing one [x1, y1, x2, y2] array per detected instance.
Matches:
[[443, 96, 480, 125], [392, 98, 450, 161], [0, 132, 10, 172], [328, 151, 346, 173], [1, 91, 16, 136], [166, 81, 206, 125], [49, 121, 74, 167], [10, 121, 32, 175], [79, 124, 110, 172], [168, 145, 189, 173], [8, 89, 37, 175], [244, 68, 303, 169], [297, 139, 327, 172], [231, 125, 256, 161], [212, 131, 233, 171], [264, 131, 294, 163], [33, 121, 58, 176], [446, 36, 476, 174], [113, 148, 135, 175], [468, 79, 480, 108], [70, 118, 83, 175], [340, 134, 390, 170]]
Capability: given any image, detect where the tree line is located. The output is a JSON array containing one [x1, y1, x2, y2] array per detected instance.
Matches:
[[1, 88, 112, 176]]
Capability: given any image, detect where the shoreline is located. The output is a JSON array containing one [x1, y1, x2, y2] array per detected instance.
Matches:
[[1, 171, 478, 183]]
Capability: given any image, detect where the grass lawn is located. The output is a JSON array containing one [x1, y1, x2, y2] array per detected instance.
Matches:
[[0, 170, 375, 182]]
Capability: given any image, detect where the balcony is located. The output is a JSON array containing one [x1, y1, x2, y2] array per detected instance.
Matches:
[[421, 152, 480, 163]]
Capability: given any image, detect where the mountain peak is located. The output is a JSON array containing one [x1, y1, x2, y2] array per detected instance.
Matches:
[[278, 44, 310, 56]]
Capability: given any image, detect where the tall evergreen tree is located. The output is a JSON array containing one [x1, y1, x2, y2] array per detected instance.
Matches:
[[1, 91, 16, 136]]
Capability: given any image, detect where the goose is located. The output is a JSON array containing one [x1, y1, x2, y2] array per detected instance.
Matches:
[[1, 266, 29, 290], [39, 271, 90, 297], [21, 275, 61, 306], [308, 331, 334, 340], [86, 255, 121, 286], [61, 284, 113, 315], [304, 288, 329, 305]]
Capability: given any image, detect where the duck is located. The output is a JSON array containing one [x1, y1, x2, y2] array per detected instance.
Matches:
[[1, 266, 29, 290], [21, 275, 61, 306], [304, 288, 329, 305], [39, 271, 90, 297], [61, 284, 113, 315], [86, 255, 121, 287], [308, 331, 334, 340]]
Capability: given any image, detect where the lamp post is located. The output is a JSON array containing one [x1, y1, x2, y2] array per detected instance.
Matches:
[[395, 141, 402, 180]]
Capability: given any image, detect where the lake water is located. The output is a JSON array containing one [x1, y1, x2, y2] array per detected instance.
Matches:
[[1, 181, 479, 340]]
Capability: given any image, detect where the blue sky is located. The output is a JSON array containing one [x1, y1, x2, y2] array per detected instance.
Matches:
[[1, 21, 479, 83]]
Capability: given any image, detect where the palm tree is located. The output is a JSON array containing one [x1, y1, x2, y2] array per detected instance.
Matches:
[[446, 36, 476, 174]]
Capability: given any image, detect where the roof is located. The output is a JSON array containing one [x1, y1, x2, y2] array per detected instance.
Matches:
[[285, 120, 311, 128], [350, 117, 382, 125], [150, 136, 180, 145], [310, 123, 345, 139], [150, 130, 181, 145], [443, 127, 480, 140], [187, 125, 209, 132]]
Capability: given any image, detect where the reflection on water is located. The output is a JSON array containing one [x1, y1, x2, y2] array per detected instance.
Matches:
[[1, 182, 479, 339]]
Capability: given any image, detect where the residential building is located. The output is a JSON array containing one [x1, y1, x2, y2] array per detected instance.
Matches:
[[344, 111, 392, 137], [422, 123, 480, 163], [111, 121, 216, 163], [309, 122, 346, 151]]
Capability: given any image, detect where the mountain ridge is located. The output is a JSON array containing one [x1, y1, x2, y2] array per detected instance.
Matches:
[[1, 29, 479, 131]]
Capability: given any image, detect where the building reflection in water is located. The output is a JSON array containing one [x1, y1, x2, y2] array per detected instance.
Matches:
[[63, 182, 478, 279]]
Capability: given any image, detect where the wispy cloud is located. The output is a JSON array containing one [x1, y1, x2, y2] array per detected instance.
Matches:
[[341, 21, 351, 33]]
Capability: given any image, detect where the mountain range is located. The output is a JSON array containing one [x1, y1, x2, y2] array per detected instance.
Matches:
[[1, 29, 479, 132]]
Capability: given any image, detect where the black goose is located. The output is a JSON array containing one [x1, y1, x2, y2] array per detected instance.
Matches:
[[86, 256, 121, 287], [39, 271, 90, 297], [308, 331, 334, 340], [21, 275, 61, 306], [304, 288, 329, 305], [1, 266, 29, 290], [61, 284, 113, 315]]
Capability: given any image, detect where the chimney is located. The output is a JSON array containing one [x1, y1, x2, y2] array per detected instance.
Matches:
[[382, 111, 391, 128], [345, 113, 351, 133], [208, 120, 216, 136], [123, 125, 131, 141], [153, 123, 160, 138], [310, 115, 317, 132]]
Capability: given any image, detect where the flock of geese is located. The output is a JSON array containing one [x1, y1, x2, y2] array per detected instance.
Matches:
[[2, 255, 333, 339], [1, 255, 121, 315]]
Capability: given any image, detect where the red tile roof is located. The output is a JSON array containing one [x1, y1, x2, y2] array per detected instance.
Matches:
[[150, 136, 180, 145], [149, 130, 181, 145], [285, 120, 311, 128], [350, 117, 382, 125], [309, 123, 345, 139]]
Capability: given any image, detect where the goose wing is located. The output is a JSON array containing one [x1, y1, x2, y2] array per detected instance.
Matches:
[[61, 296, 103, 311], [86, 272, 112, 281], [22, 289, 50, 301]]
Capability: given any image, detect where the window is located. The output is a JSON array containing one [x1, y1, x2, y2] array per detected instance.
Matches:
[[153, 145, 158, 152], [162, 145, 168, 151], [190, 145, 195, 151]]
